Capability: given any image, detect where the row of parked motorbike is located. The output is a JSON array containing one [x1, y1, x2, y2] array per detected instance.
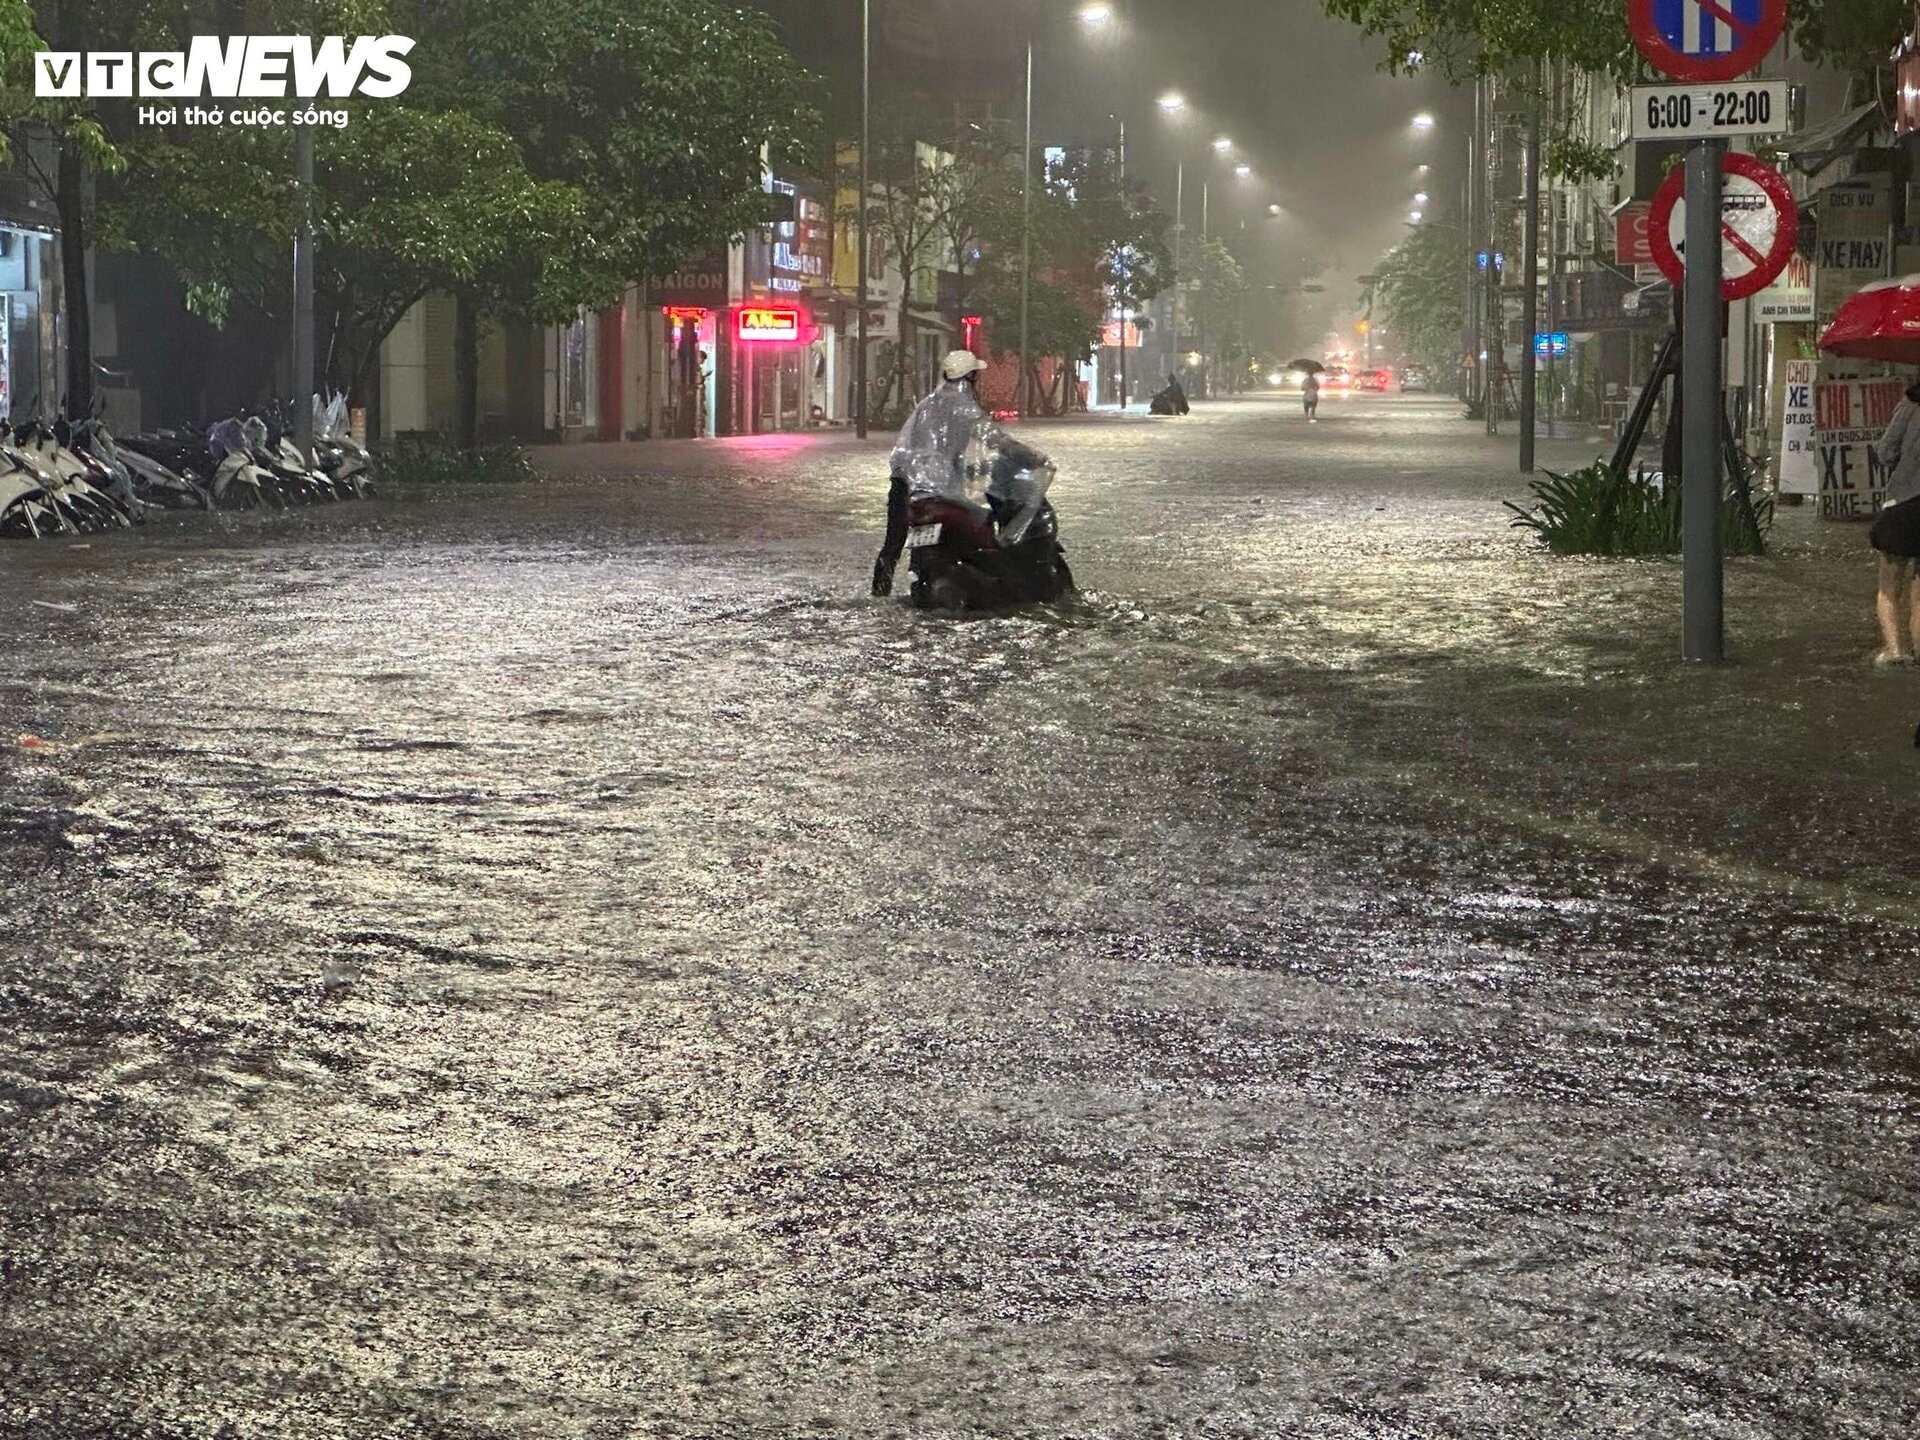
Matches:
[[0, 396, 376, 539]]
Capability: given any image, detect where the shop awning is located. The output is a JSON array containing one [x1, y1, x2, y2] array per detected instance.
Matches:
[[1776, 102, 1882, 176]]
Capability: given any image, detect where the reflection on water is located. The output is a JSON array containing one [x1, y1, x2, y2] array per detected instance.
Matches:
[[2, 398, 1917, 1437]]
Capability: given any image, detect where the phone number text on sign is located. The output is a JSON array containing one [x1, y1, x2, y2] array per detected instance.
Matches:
[[1814, 377, 1905, 520]]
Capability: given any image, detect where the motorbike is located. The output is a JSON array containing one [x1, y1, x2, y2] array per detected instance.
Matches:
[[1, 415, 131, 535], [904, 443, 1075, 610], [1149, 375, 1190, 416]]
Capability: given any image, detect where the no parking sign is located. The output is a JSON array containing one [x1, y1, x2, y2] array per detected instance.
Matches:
[[1628, 0, 1786, 82]]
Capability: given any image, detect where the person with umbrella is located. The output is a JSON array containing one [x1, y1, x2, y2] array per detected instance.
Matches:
[[1819, 278, 1920, 665], [1289, 360, 1324, 422], [1869, 380, 1920, 665]]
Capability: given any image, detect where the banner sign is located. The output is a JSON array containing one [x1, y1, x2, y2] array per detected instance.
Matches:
[[1814, 376, 1905, 519], [1815, 179, 1892, 327], [648, 248, 730, 310], [1614, 202, 1654, 265], [736, 305, 804, 343], [1752, 251, 1814, 323], [1778, 359, 1818, 495]]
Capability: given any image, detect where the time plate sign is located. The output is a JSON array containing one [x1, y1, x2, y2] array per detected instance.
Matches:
[[1630, 81, 1789, 139]]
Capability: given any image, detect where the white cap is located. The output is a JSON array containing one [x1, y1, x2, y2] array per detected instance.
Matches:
[[941, 349, 989, 381]]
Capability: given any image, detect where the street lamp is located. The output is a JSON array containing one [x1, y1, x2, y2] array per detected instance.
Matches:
[[1412, 112, 1436, 131], [1078, 2, 1112, 23], [1235, 163, 1252, 179], [1212, 136, 1233, 153], [1158, 91, 1186, 112], [1409, 210, 1424, 223], [1414, 191, 1429, 205]]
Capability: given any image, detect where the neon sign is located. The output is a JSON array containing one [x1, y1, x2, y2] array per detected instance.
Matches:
[[736, 306, 803, 342]]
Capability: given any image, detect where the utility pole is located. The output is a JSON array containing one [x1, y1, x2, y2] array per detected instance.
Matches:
[[1118, 118, 1129, 411], [856, 0, 870, 440], [1467, 75, 1485, 410], [1682, 140, 1725, 663], [293, 123, 314, 467], [1519, 64, 1540, 473], [1018, 39, 1033, 416]]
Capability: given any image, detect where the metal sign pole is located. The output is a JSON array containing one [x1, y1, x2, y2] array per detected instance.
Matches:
[[1682, 139, 1725, 663]]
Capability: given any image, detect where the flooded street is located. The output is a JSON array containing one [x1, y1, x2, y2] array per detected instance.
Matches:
[[3, 394, 1918, 1437]]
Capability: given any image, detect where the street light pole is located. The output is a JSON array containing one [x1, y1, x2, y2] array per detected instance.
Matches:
[[856, 0, 870, 440], [1019, 39, 1033, 417], [1173, 158, 1183, 366]]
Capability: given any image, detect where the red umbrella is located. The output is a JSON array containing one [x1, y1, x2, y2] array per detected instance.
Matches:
[[1819, 275, 1920, 364]]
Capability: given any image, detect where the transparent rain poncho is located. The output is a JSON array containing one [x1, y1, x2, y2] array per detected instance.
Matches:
[[890, 380, 1011, 506]]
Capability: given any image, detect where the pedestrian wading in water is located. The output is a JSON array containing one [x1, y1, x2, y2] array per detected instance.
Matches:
[[1871, 379, 1920, 666]]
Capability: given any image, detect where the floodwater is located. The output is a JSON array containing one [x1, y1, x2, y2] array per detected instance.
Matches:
[[3, 394, 1917, 1438]]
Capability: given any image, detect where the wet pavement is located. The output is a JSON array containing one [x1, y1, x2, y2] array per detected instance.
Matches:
[[3, 393, 1917, 1438]]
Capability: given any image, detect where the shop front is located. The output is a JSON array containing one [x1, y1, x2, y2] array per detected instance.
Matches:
[[735, 181, 830, 433], [645, 247, 730, 438], [0, 173, 60, 424]]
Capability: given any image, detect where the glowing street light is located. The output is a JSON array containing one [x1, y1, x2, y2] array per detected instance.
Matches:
[[1411, 112, 1436, 131], [1235, 163, 1252, 179], [1414, 192, 1429, 204], [1158, 91, 1186, 112], [1409, 209, 1424, 223], [1213, 136, 1233, 153], [1078, 2, 1112, 24]]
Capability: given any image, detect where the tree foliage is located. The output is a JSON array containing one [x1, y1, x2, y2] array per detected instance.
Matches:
[[1373, 221, 1465, 372], [1323, 0, 1910, 87], [965, 147, 1172, 405]]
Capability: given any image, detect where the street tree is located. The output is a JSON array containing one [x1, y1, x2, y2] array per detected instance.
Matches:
[[405, 0, 819, 441], [1372, 220, 1466, 373], [965, 147, 1172, 413], [1185, 236, 1248, 392], [105, 94, 585, 408], [1323, 0, 1910, 85], [1324, 0, 1910, 180]]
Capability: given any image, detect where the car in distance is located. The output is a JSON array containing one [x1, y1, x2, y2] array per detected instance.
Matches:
[[1399, 364, 1432, 393]]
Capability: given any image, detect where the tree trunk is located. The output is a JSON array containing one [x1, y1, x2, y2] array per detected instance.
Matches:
[[454, 291, 479, 451], [57, 133, 92, 417], [896, 294, 913, 412]]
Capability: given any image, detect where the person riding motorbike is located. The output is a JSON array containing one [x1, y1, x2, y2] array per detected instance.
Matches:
[[872, 349, 1031, 597]]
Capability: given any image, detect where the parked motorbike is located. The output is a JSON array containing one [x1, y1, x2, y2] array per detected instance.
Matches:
[[1148, 375, 1190, 416], [905, 444, 1075, 609], [2, 415, 131, 534]]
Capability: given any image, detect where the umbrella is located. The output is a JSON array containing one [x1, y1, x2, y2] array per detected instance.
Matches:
[[1819, 275, 1920, 364], [1286, 358, 1326, 374]]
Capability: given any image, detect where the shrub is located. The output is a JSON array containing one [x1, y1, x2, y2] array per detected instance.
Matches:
[[376, 434, 539, 487], [1505, 463, 1771, 557]]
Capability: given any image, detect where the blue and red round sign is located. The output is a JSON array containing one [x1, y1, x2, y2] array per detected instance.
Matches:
[[1629, 0, 1787, 82]]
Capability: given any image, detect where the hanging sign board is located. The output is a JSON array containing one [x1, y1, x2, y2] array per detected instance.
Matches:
[[1814, 376, 1905, 520], [1648, 151, 1797, 300], [1777, 358, 1818, 495], [1629, 80, 1789, 139], [1752, 252, 1814, 323], [1613, 202, 1653, 265], [736, 305, 804, 343], [1628, 0, 1788, 83], [1814, 179, 1892, 327]]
